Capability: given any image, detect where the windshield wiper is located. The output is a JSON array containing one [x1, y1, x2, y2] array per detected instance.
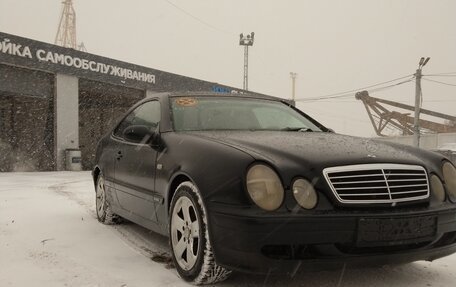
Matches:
[[280, 127, 313, 132]]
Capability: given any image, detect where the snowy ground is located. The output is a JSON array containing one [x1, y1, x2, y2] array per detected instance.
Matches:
[[1, 172, 455, 287]]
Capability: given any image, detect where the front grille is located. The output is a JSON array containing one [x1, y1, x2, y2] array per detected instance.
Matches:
[[323, 164, 429, 204]]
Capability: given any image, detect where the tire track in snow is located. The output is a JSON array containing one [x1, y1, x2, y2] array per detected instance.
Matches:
[[47, 178, 175, 271]]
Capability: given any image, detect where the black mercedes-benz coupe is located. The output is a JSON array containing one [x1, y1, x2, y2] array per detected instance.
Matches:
[[93, 92, 456, 284]]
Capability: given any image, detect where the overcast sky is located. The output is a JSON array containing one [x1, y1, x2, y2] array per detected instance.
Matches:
[[1, 0, 455, 137]]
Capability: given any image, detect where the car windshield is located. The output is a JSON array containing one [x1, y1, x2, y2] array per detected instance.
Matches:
[[171, 96, 324, 132]]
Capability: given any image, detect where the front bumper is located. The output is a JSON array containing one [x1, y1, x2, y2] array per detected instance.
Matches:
[[208, 206, 456, 274]]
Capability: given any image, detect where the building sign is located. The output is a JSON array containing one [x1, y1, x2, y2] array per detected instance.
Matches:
[[0, 36, 155, 84], [35, 49, 155, 83], [0, 32, 258, 96], [212, 85, 232, 93]]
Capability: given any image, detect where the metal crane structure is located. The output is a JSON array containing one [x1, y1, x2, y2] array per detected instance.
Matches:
[[55, 0, 86, 51], [355, 90, 456, 137]]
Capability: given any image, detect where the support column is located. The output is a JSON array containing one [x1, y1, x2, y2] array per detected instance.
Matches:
[[54, 74, 79, 170]]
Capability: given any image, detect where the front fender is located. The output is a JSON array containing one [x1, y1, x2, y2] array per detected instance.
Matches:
[[154, 132, 255, 231]]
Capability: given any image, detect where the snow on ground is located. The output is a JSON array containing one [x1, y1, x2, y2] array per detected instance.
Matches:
[[0, 172, 455, 287]]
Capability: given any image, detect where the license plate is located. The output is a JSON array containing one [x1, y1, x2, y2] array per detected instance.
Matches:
[[357, 216, 437, 246]]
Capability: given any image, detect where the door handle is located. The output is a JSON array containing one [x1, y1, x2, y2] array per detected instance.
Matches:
[[116, 151, 123, 160]]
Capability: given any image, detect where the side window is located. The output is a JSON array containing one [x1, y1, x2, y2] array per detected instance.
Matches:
[[113, 111, 135, 138], [113, 100, 161, 139]]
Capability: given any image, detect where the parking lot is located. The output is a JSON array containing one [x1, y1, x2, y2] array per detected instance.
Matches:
[[1, 172, 455, 287]]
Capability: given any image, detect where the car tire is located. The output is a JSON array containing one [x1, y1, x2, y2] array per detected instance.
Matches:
[[95, 173, 120, 225], [169, 181, 231, 285]]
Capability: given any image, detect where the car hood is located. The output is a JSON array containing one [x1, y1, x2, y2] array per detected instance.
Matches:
[[188, 131, 433, 170]]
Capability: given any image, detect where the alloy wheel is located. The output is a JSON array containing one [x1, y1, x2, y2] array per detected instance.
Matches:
[[96, 177, 106, 217], [171, 196, 200, 271]]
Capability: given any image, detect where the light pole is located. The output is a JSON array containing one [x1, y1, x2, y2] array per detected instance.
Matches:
[[239, 32, 255, 90], [413, 57, 430, 147], [290, 72, 297, 101]]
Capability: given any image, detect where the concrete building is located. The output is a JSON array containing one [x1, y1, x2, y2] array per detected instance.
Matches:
[[0, 32, 257, 171]]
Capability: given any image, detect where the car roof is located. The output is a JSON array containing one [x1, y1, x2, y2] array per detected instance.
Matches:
[[147, 91, 293, 104]]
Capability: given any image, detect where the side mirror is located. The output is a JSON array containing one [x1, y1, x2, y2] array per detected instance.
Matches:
[[123, 125, 154, 143], [327, 128, 335, 133]]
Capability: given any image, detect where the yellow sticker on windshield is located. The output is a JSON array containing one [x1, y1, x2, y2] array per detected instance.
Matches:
[[175, 98, 198, 107]]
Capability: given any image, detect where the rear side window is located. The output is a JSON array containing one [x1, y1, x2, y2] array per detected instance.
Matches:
[[113, 100, 161, 139]]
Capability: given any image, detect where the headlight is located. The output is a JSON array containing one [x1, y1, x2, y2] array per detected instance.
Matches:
[[292, 178, 318, 209], [246, 164, 284, 211], [430, 175, 445, 202], [443, 162, 456, 197]]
